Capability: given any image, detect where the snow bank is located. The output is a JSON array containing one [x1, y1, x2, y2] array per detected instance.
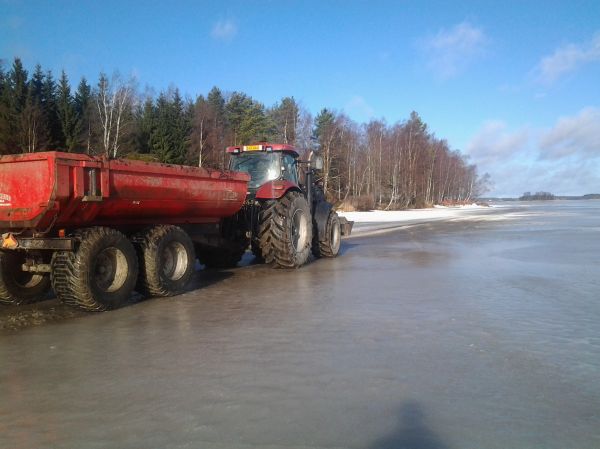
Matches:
[[339, 204, 488, 223], [338, 204, 498, 236]]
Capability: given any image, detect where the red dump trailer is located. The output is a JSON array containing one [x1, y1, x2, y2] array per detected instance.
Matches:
[[0, 152, 249, 311]]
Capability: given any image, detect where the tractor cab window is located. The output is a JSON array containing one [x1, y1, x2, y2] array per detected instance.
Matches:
[[281, 154, 298, 184], [230, 152, 281, 189]]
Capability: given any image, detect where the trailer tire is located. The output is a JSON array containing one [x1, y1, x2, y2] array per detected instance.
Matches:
[[135, 225, 195, 297], [51, 227, 138, 311], [270, 191, 313, 268], [313, 211, 341, 258], [0, 251, 50, 305]]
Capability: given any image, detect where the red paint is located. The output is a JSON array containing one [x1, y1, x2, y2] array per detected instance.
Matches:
[[226, 142, 300, 158], [255, 180, 299, 200], [0, 152, 249, 231]]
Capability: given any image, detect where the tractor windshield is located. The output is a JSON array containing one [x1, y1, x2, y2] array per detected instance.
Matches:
[[230, 152, 281, 189]]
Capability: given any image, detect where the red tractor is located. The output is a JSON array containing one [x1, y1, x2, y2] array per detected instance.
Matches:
[[198, 143, 352, 269]]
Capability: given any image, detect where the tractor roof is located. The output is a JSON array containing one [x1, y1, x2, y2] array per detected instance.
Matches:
[[226, 143, 299, 158]]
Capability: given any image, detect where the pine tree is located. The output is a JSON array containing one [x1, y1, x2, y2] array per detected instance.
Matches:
[[9, 58, 28, 113], [150, 89, 191, 164], [42, 70, 61, 149], [0, 62, 12, 153], [225, 91, 252, 145], [135, 97, 156, 155], [270, 96, 299, 144], [74, 77, 92, 153], [238, 101, 272, 144], [19, 80, 46, 152], [0, 58, 30, 153], [56, 71, 80, 151]]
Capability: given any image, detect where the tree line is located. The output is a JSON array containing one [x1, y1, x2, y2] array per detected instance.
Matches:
[[520, 192, 555, 201], [0, 58, 488, 209]]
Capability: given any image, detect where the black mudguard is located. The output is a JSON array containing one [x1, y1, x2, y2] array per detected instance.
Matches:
[[313, 201, 332, 241]]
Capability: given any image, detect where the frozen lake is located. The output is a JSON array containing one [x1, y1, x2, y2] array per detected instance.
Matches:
[[1, 201, 599, 448]]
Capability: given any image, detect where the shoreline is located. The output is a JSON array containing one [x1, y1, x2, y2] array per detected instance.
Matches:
[[338, 204, 502, 236]]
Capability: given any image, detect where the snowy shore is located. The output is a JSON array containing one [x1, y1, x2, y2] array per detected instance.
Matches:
[[338, 204, 498, 236]]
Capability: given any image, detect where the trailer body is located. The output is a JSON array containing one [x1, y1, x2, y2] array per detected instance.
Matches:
[[0, 152, 248, 232]]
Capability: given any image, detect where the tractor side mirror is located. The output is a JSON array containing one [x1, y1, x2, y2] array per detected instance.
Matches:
[[312, 155, 324, 171]]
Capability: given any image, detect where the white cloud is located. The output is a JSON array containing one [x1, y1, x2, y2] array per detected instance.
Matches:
[[211, 19, 237, 41], [466, 120, 530, 164], [344, 95, 375, 121], [539, 107, 600, 160], [466, 108, 600, 196], [537, 33, 600, 84], [421, 21, 488, 79]]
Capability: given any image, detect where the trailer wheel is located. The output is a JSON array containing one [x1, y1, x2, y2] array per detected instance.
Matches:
[[314, 211, 341, 258], [0, 251, 50, 305], [134, 225, 195, 297], [51, 227, 138, 311], [269, 191, 313, 268]]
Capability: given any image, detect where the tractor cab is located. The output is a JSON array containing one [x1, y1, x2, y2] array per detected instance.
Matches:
[[227, 143, 300, 191]]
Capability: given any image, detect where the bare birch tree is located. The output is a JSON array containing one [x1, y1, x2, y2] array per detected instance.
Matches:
[[95, 72, 135, 158]]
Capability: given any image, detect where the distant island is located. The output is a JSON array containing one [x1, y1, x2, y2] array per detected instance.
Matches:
[[519, 191, 555, 201], [481, 193, 600, 202]]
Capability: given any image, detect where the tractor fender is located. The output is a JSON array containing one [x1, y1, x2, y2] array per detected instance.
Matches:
[[314, 201, 333, 240], [255, 180, 301, 200]]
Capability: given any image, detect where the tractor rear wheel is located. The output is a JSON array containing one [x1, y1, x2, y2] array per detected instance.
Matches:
[[269, 191, 313, 268], [0, 251, 50, 305], [314, 211, 342, 258], [134, 225, 196, 297], [254, 200, 276, 264], [51, 227, 138, 311]]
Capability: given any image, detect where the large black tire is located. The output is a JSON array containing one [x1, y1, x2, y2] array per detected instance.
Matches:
[[0, 251, 50, 305], [51, 227, 138, 311], [134, 225, 196, 297], [313, 211, 342, 258], [269, 191, 313, 268], [254, 200, 276, 263]]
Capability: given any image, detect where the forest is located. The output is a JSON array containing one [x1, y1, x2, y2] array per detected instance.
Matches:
[[0, 58, 489, 209]]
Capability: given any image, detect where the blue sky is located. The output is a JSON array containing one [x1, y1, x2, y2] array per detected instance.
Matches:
[[2, 0, 599, 196]]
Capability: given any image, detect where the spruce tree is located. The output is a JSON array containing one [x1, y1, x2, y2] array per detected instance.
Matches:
[[74, 77, 92, 153], [57, 70, 80, 151], [42, 70, 61, 149], [0, 62, 12, 153]]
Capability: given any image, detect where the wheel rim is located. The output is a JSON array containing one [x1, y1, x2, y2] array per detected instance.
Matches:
[[331, 219, 341, 252], [9, 254, 46, 289], [291, 209, 308, 252], [14, 271, 45, 289], [161, 241, 189, 281], [93, 247, 129, 293]]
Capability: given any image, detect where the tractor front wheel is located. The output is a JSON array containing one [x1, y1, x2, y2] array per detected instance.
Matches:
[[268, 191, 313, 268], [313, 211, 342, 258]]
